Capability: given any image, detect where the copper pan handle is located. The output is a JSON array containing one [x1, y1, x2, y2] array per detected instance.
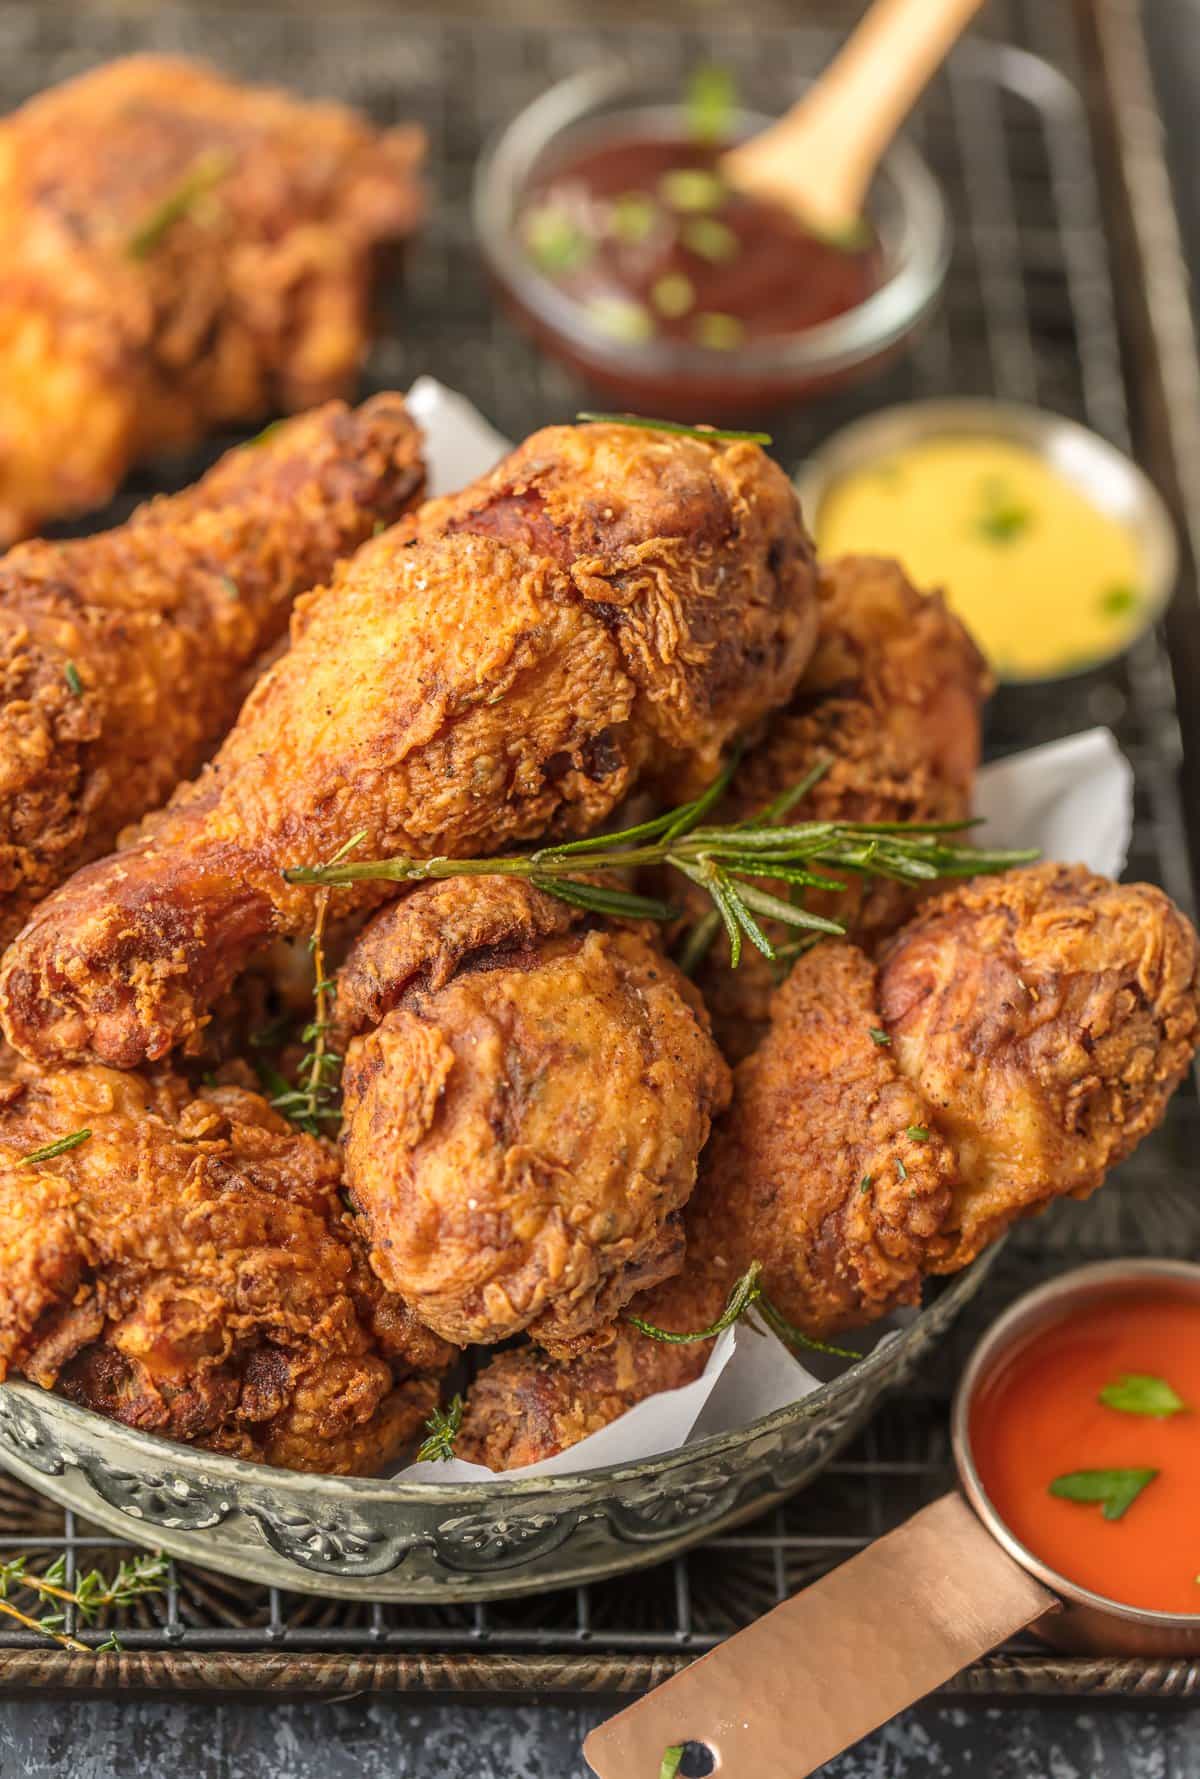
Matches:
[[584, 1492, 1054, 1779]]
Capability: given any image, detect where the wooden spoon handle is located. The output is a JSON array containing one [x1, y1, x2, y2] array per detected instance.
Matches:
[[723, 0, 984, 230], [583, 1493, 1054, 1779]]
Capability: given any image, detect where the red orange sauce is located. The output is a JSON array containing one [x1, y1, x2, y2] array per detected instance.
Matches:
[[971, 1290, 1200, 1615]]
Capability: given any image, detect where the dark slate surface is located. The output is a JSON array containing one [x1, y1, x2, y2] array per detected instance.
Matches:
[[2, 1696, 1200, 1777]]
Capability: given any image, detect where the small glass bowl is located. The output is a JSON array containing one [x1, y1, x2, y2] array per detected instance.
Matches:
[[473, 65, 951, 421], [952, 1259, 1200, 1657]]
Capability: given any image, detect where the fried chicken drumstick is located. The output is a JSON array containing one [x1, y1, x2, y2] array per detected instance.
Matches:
[[458, 863, 1200, 1469], [0, 393, 424, 947], [0, 1056, 450, 1474], [1, 421, 817, 1070], [684, 554, 991, 1061], [337, 879, 730, 1355], [0, 55, 424, 543]]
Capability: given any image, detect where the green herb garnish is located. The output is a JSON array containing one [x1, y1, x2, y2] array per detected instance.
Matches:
[[610, 192, 658, 245], [694, 312, 744, 351], [896, 1158, 908, 1183], [417, 1394, 465, 1463], [1099, 583, 1140, 619], [270, 830, 366, 1135], [660, 1747, 685, 1779], [659, 168, 725, 213], [584, 295, 655, 344], [686, 64, 735, 145], [906, 1125, 930, 1143], [244, 417, 286, 450], [577, 412, 772, 445], [975, 477, 1034, 545], [0, 1551, 167, 1654], [1049, 1467, 1158, 1521], [1098, 1374, 1187, 1419], [127, 149, 233, 260], [220, 575, 240, 601], [869, 1028, 891, 1046], [63, 661, 83, 697], [627, 1259, 861, 1359], [282, 762, 1036, 972], [19, 1129, 91, 1166], [859, 1175, 873, 1195], [681, 216, 739, 263], [524, 203, 592, 274], [651, 273, 695, 319]]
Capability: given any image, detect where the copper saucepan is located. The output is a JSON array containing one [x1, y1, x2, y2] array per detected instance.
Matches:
[[585, 1257, 1200, 1778]]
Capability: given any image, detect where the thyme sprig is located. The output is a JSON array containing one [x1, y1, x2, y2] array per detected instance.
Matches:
[[270, 830, 366, 1135], [0, 1551, 169, 1653], [282, 762, 1036, 970], [627, 1260, 861, 1360], [416, 1395, 465, 1463]]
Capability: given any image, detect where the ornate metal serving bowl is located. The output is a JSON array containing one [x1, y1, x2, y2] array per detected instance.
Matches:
[[0, 1251, 998, 1602]]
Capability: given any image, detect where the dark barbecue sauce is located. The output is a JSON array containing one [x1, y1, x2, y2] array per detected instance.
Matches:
[[519, 132, 881, 352]]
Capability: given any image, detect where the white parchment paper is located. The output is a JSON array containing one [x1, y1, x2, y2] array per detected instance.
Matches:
[[389, 382, 1136, 1480]]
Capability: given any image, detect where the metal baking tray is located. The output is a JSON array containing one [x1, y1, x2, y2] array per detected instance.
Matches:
[[0, 0, 1196, 1699]]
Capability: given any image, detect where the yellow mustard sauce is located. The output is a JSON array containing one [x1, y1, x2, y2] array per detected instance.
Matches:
[[814, 436, 1145, 679]]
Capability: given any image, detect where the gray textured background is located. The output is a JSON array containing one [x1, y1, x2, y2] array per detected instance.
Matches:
[[3, 1695, 1200, 1776]]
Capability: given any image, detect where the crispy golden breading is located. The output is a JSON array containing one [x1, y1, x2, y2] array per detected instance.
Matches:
[[338, 879, 730, 1355], [0, 55, 424, 542], [458, 864, 1200, 1469], [0, 394, 424, 947], [1, 422, 817, 1069], [878, 862, 1200, 1269], [455, 1268, 709, 1473], [0, 1057, 450, 1473], [688, 555, 990, 1061]]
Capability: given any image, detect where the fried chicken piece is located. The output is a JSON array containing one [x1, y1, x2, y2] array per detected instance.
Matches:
[[686, 555, 990, 1060], [337, 878, 730, 1354], [0, 55, 424, 543], [0, 394, 424, 948], [458, 863, 1200, 1468], [876, 863, 1200, 1267], [1, 422, 816, 1070], [0, 1056, 450, 1473]]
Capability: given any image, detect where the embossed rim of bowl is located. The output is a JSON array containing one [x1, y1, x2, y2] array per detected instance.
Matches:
[[0, 1247, 999, 1509], [794, 398, 1179, 684], [952, 1257, 1200, 1635]]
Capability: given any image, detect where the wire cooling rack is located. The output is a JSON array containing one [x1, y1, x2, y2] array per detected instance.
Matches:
[[0, 0, 1196, 1699]]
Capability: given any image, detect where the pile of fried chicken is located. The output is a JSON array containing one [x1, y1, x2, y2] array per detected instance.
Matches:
[[0, 388, 1195, 1478]]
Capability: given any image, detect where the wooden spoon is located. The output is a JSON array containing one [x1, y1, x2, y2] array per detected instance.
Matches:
[[722, 0, 985, 237]]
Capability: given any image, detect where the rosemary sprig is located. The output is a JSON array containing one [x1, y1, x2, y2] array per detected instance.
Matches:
[[416, 1395, 465, 1463], [270, 830, 366, 1136], [282, 766, 1036, 969], [627, 1260, 861, 1360], [127, 149, 233, 260], [0, 1552, 168, 1653], [577, 412, 772, 446], [19, 1129, 91, 1166]]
